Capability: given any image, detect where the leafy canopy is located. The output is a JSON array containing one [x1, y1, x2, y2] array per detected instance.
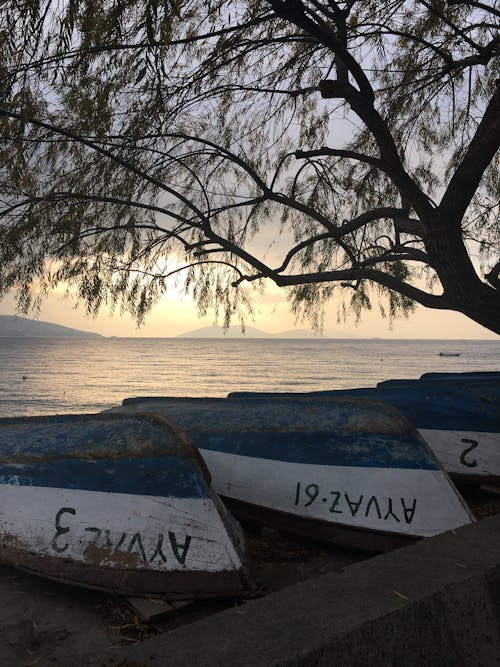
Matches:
[[0, 0, 499, 332]]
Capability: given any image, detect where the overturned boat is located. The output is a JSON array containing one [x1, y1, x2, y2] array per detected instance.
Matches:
[[378, 371, 500, 410], [0, 413, 252, 597], [111, 397, 474, 552], [229, 375, 500, 486], [379, 371, 500, 387]]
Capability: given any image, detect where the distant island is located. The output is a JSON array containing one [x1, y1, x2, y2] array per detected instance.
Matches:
[[176, 325, 363, 339], [0, 315, 103, 338]]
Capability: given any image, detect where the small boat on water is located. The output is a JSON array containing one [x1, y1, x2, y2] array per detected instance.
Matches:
[[229, 373, 500, 485], [438, 352, 461, 357], [0, 413, 252, 597], [109, 397, 474, 552]]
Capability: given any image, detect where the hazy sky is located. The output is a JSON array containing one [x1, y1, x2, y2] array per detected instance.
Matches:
[[0, 283, 497, 339]]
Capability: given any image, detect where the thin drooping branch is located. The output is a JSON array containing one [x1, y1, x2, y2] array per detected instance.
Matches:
[[417, 0, 484, 52], [1, 190, 196, 234], [294, 147, 387, 171], [2, 12, 276, 79], [447, 1, 500, 18], [109, 259, 245, 282], [0, 109, 209, 225]]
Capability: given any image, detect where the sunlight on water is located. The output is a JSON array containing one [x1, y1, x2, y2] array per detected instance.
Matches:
[[0, 337, 498, 417]]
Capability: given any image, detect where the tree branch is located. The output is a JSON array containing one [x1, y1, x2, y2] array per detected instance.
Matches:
[[267, 0, 375, 103], [318, 79, 437, 218], [275, 268, 449, 309], [0, 109, 209, 225], [447, 0, 500, 18], [109, 260, 245, 282], [485, 261, 500, 289], [274, 232, 334, 272], [294, 147, 387, 170], [36, 190, 196, 235], [3, 12, 276, 78], [234, 265, 448, 310], [440, 79, 500, 222], [417, 0, 484, 52], [339, 207, 414, 236]]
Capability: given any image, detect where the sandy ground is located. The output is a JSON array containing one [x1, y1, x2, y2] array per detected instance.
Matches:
[[0, 523, 364, 665], [0, 486, 498, 666]]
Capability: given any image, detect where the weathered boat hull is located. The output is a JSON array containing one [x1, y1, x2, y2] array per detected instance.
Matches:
[[112, 397, 474, 552], [379, 372, 500, 410], [380, 371, 500, 386], [228, 381, 500, 485], [380, 373, 500, 483], [0, 413, 252, 597]]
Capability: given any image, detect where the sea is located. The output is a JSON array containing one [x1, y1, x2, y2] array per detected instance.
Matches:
[[0, 337, 498, 418]]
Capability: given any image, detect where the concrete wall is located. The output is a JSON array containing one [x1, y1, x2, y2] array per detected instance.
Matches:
[[80, 514, 500, 666]]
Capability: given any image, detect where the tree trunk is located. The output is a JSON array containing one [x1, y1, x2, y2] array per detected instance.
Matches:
[[449, 278, 500, 333], [424, 213, 500, 334]]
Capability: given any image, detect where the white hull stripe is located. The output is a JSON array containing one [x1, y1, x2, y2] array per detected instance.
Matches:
[[418, 429, 500, 477], [199, 449, 474, 538], [0, 485, 243, 573]]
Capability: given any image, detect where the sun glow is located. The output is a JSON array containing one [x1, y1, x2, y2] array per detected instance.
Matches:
[[0, 259, 496, 340], [0, 281, 496, 339]]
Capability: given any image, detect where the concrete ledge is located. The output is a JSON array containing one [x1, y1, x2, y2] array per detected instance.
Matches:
[[79, 515, 500, 666]]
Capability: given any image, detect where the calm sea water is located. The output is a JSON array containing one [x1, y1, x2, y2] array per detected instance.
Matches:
[[0, 337, 498, 418]]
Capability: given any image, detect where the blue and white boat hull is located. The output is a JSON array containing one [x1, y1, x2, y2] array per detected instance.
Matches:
[[379, 373, 500, 483], [229, 378, 500, 485], [0, 413, 252, 597], [113, 398, 474, 551]]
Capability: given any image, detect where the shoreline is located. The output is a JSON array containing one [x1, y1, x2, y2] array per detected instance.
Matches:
[[0, 485, 499, 664]]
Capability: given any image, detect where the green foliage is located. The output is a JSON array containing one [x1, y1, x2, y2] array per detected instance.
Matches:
[[0, 0, 498, 332]]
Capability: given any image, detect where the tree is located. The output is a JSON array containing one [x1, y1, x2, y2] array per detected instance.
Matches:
[[0, 0, 499, 333]]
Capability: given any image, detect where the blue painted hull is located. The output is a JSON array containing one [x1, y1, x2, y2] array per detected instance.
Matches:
[[227, 373, 500, 483], [378, 372, 500, 411]]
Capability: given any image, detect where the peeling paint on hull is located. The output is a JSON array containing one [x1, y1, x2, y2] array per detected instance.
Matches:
[[111, 398, 474, 551], [0, 413, 252, 597], [227, 374, 500, 485]]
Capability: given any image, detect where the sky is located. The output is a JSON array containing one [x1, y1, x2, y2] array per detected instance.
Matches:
[[1, 4, 497, 343], [0, 282, 497, 339]]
